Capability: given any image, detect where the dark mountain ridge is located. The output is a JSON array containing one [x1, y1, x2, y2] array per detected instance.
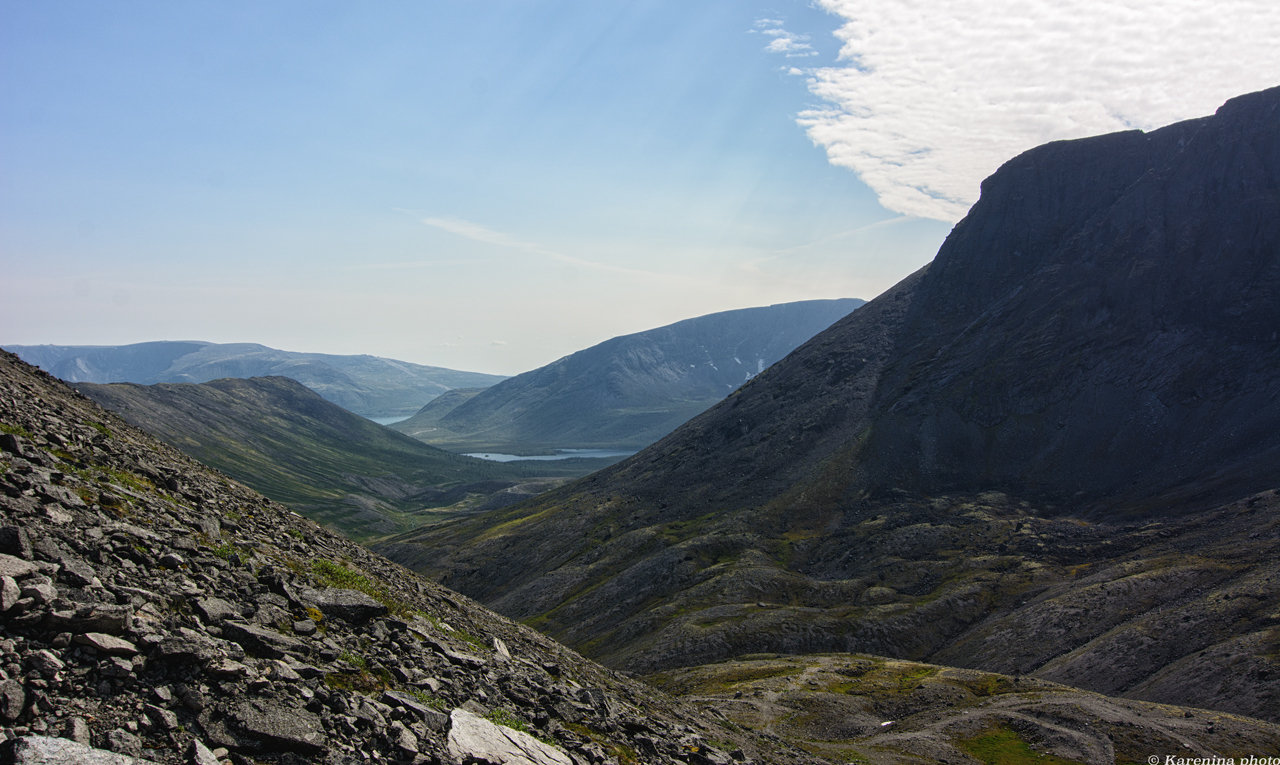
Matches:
[[375, 86, 1280, 721], [4, 341, 506, 418], [393, 299, 863, 452]]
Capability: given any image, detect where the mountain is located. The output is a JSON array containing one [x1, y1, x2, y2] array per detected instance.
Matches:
[[392, 298, 864, 453], [0, 350, 821, 764], [75, 376, 587, 540], [3, 348, 1274, 765], [375, 86, 1280, 724], [3, 341, 506, 418]]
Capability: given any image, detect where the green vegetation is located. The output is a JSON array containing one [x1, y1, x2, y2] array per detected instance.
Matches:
[[564, 722, 637, 764], [311, 559, 417, 619], [77, 376, 568, 541], [406, 688, 446, 710], [0, 422, 33, 438], [85, 420, 112, 437], [957, 725, 1086, 765]]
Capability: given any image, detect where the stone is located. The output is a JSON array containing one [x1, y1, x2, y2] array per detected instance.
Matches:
[[38, 483, 86, 508], [59, 557, 96, 587], [0, 553, 37, 579], [27, 650, 65, 676], [298, 587, 388, 623], [292, 619, 317, 636], [0, 678, 25, 721], [47, 603, 132, 634], [193, 596, 239, 624], [152, 631, 243, 665], [446, 708, 573, 765], [393, 724, 420, 756], [19, 581, 56, 605], [158, 553, 184, 570], [186, 738, 220, 765], [220, 620, 309, 660], [207, 658, 251, 679], [0, 526, 33, 560], [106, 729, 142, 757], [64, 716, 92, 745], [1, 575, 20, 611], [267, 660, 301, 683], [233, 700, 326, 755], [0, 433, 29, 458], [0, 736, 160, 764], [74, 633, 139, 657], [382, 690, 449, 731], [144, 704, 179, 730]]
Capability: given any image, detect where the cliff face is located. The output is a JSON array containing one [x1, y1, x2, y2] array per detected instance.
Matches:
[[860, 88, 1280, 511], [377, 87, 1280, 716]]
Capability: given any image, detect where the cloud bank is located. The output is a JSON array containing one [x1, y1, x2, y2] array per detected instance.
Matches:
[[796, 0, 1280, 221]]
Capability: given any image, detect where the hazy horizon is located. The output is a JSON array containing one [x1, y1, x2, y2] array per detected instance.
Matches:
[[3, 1, 1277, 376]]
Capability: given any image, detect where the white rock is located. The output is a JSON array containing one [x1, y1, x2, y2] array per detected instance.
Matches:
[[446, 708, 573, 765]]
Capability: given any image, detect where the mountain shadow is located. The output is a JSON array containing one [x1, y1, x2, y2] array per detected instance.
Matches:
[[375, 86, 1280, 724]]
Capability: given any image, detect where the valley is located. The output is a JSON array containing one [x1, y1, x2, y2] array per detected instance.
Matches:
[[391, 298, 864, 455]]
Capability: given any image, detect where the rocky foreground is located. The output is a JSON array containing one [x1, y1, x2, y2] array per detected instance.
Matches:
[[0, 349, 819, 764]]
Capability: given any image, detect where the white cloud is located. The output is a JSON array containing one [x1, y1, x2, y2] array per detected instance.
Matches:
[[801, 0, 1280, 221], [754, 17, 818, 57]]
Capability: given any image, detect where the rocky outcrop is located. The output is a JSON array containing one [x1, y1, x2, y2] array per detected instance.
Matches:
[[0, 350, 821, 764]]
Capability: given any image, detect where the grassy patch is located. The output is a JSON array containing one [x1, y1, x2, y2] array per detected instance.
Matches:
[[311, 559, 417, 618], [406, 688, 446, 710], [957, 725, 1086, 765], [0, 422, 34, 438], [85, 421, 112, 438]]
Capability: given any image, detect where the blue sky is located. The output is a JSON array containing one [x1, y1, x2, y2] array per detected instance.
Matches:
[[3, 1, 1277, 375]]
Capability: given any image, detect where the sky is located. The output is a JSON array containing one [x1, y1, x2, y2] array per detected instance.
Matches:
[[2, 1, 1277, 376]]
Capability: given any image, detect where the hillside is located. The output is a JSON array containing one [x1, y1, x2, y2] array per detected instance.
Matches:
[[375, 85, 1280, 724], [0, 349, 827, 764], [76, 376, 580, 541], [392, 299, 863, 453], [4, 341, 506, 418]]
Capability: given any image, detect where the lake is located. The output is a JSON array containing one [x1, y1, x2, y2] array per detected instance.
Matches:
[[367, 415, 411, 425], [464, 449, 636, 462]]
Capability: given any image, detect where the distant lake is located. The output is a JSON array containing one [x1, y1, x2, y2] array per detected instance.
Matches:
[[367, 415, 411, 425], [465, 449, 635, 462]]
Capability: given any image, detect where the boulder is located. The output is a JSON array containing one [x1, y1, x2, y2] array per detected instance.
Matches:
[[298, 587, 388, 623], [446, 708, 573, 765], [233, 700, 326, 755], [0, 736, 160, 764]]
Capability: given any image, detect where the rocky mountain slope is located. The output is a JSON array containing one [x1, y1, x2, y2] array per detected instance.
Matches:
[[391, 299, 863, 453], [74, 377, 580, 541], [5, 342, 505, 419], [648, 653, 1280, 763], [0, 349, 830, 764], [375, 86, 1280, 724]]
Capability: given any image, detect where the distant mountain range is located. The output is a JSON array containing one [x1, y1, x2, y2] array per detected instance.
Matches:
[[376, 86, 1280, 724], [76, 375, 593, 540], [4, 341, 505, 417], [392, 298, 864, 452]]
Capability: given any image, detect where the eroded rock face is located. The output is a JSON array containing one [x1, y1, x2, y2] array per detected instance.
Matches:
[[0, 350, 819, 764]]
